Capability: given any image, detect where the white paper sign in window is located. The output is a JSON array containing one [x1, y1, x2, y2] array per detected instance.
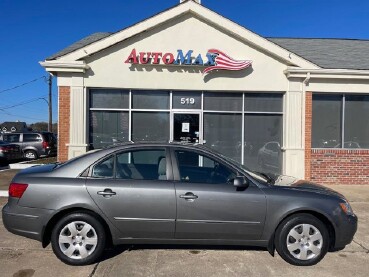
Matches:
[[182, 122, 190, 132]]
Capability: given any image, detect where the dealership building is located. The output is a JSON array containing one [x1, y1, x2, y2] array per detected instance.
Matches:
[[41, 0, 369, 184]]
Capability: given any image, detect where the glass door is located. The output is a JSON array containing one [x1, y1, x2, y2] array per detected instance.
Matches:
[[172, 113, 200, 143]]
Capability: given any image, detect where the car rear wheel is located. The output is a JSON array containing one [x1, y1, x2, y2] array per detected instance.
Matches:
[[275, 213, 329, 266], [51, 212, 106, 265], [24, 150, 38, 160]]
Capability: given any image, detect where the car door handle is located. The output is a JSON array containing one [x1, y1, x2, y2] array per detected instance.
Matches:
[[179, 192, 198, 200], [97, 189, 116, 197]]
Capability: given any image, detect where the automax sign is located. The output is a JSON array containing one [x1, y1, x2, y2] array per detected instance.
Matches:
[[124, 49, 252, 74]]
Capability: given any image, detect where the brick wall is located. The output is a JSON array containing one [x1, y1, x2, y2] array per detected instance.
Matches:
[[305, 91, 369, 185], [58, 86, 70, 162], [311, 149, 369, 185]]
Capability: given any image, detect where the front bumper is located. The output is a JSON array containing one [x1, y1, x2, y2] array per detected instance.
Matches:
[[2, 201, 53, 242], [334, 213, 358, 250]]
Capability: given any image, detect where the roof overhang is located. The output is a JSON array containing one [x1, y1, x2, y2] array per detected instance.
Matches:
[[39, 61, 90, 73], [285, 67, 369, 80], [41, 0, 319, 70]]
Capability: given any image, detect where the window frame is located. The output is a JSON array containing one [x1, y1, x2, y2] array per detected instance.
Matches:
[[170, 147, 239, 185], [88, 146, 173, 181], [312, 93, 369, 149]]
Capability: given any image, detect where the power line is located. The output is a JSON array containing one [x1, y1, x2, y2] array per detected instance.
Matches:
[[0, 95, 48, 110], [0, 76, 47, 94]]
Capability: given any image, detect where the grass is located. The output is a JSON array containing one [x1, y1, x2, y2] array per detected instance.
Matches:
[[27, 156, 57, 164]]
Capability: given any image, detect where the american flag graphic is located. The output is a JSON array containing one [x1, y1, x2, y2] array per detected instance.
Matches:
[[203, 49, 252, 74]]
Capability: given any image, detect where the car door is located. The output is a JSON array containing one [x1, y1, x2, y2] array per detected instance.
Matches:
[[85, 147, 176, 239], [172, 148, 266, 241]]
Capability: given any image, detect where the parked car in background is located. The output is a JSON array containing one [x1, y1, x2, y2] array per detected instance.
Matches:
[[2, 143, 357, 266], [0, 141, 22, 166], [0, 132, 57, 160]]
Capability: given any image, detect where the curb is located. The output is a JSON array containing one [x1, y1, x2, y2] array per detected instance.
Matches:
[[0, 191, 8, 197], [9, 163, 41, 170]]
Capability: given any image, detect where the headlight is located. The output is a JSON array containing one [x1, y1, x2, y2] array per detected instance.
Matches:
[[339, 200, 354, 216]]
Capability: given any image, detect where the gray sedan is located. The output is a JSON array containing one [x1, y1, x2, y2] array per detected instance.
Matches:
[[2, 143, 357, 266]]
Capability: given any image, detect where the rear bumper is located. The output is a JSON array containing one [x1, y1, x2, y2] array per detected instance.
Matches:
[[2, 202, 53, 242], [334, 214, 358, 250]]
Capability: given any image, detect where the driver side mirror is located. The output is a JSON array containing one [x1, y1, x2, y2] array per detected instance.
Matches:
[[233, 176, 249, 188]]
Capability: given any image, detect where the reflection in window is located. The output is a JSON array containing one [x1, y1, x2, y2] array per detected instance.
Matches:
[[244, 93, 283, 113], [92, 156, 114, 178], [90, 89, 129, 109], [116, 149, 166, 180], [132, 91, 169, 109], [132, 112, 169, 142], [312, 95, 342, 148], [204, 92, 242, 111], [244, 115, 282, 174], [175, 150, 235, 184], [89, 111, 129, 149], [344, 95, 369, 149], [204, 113, 242, 162]]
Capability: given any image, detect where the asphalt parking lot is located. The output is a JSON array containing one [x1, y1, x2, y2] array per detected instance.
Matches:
[[0, 186, 368, 277]]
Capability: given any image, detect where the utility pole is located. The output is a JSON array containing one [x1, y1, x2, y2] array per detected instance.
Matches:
[[48, 74, 52, 132]]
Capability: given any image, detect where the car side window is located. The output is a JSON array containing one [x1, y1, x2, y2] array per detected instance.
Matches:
[[91, 156, 115, 178], [23, 134, 42, 142], [175, 150, 236, 184], [2, 134, 20, 143], [116, 149, 167, 180]]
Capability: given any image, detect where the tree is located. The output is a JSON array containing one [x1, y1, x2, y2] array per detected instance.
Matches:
[[29, 122, 58, 133]]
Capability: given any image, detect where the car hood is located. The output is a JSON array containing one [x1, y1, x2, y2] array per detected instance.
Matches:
[[273, 174, 345, 198]]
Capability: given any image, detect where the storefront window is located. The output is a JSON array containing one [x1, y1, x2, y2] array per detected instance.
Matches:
[[89, 111, 129, 149], [244, 115, 282, 174], [90, 89, 129, 109], [204, 92, 242, 111], [344, 95, 369, 148], [312, 95, 342, 148], [244, 93, 283, 112], [204, 113, 242, 162], [131, 112, 169, 141], [132, 90, 169, 109]]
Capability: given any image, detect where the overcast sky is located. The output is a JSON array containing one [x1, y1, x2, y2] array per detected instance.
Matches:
[[1, 0, 368, 124]]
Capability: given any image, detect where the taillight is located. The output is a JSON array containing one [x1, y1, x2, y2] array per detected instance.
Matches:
[[42, 141, 49, 149], [9, 183, 28, 198], [0, 146, 9, 153]]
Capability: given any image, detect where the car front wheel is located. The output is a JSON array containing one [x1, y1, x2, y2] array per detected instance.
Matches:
[[275, 213, 329, 266], [51, 212, 106, 265]]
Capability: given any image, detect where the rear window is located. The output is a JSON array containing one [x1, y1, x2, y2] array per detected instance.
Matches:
[[42, 133, 56, 143]]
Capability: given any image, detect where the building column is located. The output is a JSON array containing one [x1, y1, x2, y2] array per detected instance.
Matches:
[[305, 91, 312, 180], [58, 86, 70, 162], [67, 76, 89, 159], [283, 80, 305, 179]]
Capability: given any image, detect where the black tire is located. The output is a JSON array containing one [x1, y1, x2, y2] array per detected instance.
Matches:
[[275, 213, 329, 266], [51, 212, 106, 266], [24, 150, 38, 160]]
